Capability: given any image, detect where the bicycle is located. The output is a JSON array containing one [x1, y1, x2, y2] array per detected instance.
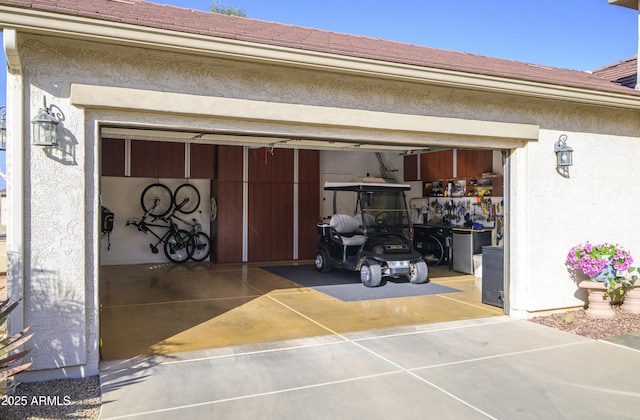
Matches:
[[171, 213, 212, 261], [141, 182, 200, 216], [127, 194, 196, 263]]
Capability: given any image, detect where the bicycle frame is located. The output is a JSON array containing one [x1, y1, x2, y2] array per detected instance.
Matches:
[[127, 190, 199, 262], [135, 216, 179, 254], [127, 196, 190, 252]]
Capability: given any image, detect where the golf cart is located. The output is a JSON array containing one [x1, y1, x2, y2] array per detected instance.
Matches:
[[315, 182, 428, 287]]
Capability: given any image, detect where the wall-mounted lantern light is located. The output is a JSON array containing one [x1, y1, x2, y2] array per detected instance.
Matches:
[[31, 98, 59, 146], [0, 106, 6, 151], [554, 134, 573, 168]]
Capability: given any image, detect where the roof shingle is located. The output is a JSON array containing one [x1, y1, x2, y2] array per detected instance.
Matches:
[[1, 0, 639, 97], [592, 56, 637, 88]]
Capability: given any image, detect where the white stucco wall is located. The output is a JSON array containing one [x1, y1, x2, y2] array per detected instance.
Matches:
[[515, 129, 640, 312], [7, 31, 640, 379]]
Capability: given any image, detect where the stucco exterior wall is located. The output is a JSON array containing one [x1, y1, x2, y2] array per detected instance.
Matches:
[[519, 129, 640, 312], [8, 32, 640, 378]]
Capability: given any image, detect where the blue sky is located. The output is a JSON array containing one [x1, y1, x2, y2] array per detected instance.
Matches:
[[0, 0, 638, 189]]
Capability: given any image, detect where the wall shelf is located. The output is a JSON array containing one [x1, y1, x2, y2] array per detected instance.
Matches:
[[424, 175, 502, 197]]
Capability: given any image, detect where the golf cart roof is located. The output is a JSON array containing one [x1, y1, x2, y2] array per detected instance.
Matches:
[[323, 182, 411, 192]]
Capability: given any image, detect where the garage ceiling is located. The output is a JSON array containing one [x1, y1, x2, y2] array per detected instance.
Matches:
[[100, 126, 441, 154]]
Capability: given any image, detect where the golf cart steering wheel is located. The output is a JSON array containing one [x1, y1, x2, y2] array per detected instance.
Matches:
[[375, 212, 391, 225]]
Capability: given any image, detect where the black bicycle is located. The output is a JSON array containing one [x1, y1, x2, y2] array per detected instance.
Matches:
[[172, 213, 212, 261], [128, 193, 196, 263], [133, 183, 209, 262], [141, 182, 200, 216]]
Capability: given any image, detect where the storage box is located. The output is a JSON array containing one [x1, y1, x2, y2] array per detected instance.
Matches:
[[473, 254, 482, 277], [482, 246, 504, 308]]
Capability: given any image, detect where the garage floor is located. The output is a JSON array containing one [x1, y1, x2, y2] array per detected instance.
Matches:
[[99, 262, 504, 361]]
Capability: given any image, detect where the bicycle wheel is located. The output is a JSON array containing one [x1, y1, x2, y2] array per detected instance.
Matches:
[[174, 183, 200, 214], [422, 235, 445, 266], [164, 229, 195, 263], [191, 232, 212, 261], [141, 183, 173, 217]]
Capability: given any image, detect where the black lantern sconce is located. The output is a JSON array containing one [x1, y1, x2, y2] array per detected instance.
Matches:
[[554, 134, 573, 177], [31, 97, 59, 146], [0, 106, 6, 151]]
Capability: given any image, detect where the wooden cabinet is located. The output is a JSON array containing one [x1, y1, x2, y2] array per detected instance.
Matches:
[[299, 149, 320, 184], [456, 149, 493, 178], [217, 145, 243, 182], [298, 150, 320, 259], [101, 138, 126, 176], [130, 140, 185, 178], [211, 180, 243, 263], [420, 150, 453, 180], [211, 146, 244, 263], [247, 148, 295, 262], [190, 143, 217, 179], [103, 140, 218, 179], [158, 142, 186, 178], [248, 183, 294, 261], [212, 147, 320, 263], [298, 182, 320, 259], [130, 140, 157, 178], [248, 148, 294, 183], [403, 154, 419, 181]]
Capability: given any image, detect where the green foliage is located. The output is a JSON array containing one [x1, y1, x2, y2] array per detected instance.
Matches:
[[605, 266, 638, 300], [0, 299, 32, 396], [210, 1, 246, 17]]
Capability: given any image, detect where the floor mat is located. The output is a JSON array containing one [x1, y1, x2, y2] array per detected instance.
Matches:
[[261, 264, 462, 302]]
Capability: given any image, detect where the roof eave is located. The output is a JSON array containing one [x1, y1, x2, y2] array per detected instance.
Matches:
[[2, 6, 640, 110], [608, 0, 639, 11]]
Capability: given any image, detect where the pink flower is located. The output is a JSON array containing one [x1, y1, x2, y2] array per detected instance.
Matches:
[[566, 242, 635, 279]]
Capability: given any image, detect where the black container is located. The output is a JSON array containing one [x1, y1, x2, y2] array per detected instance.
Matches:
[[482, 246, 504, 308]]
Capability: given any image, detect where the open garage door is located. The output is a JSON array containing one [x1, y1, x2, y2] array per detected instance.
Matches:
[[87, 87, 535, 360]]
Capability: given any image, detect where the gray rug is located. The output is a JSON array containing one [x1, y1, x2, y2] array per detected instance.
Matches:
[[261, 264, 462, 302]]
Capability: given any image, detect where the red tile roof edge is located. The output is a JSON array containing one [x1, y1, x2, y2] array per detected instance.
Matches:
[[1, 0, 638, 97]]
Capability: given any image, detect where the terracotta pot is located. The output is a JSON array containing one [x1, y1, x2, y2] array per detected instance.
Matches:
[[579, 280, 616, 319]]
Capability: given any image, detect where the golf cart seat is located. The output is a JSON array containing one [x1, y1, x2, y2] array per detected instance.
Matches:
[[329, 214, 365, 246]]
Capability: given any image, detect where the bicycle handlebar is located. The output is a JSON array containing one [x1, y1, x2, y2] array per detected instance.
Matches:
[[129, 197, 191, 231]]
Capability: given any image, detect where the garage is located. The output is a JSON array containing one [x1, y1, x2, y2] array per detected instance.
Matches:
[[13, 0, 640, 381], [97, 126, 509, 360]]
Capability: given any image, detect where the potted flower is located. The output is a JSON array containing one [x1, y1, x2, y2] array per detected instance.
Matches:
[[566, 242, 634, 281], [566, 242, 637, 318]]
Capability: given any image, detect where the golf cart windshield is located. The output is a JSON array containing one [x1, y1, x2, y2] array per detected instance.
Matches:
[[324, 182, 411, 233], [359, 189, 410, 231]]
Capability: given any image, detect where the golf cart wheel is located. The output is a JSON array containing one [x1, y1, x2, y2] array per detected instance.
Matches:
[[360, 261, 382, 287], [408, 260, 429, 284], [314, 249, 332, 273]]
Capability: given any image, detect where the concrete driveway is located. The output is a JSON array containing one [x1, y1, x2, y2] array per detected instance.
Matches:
[[99, 316, 640, 419]]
